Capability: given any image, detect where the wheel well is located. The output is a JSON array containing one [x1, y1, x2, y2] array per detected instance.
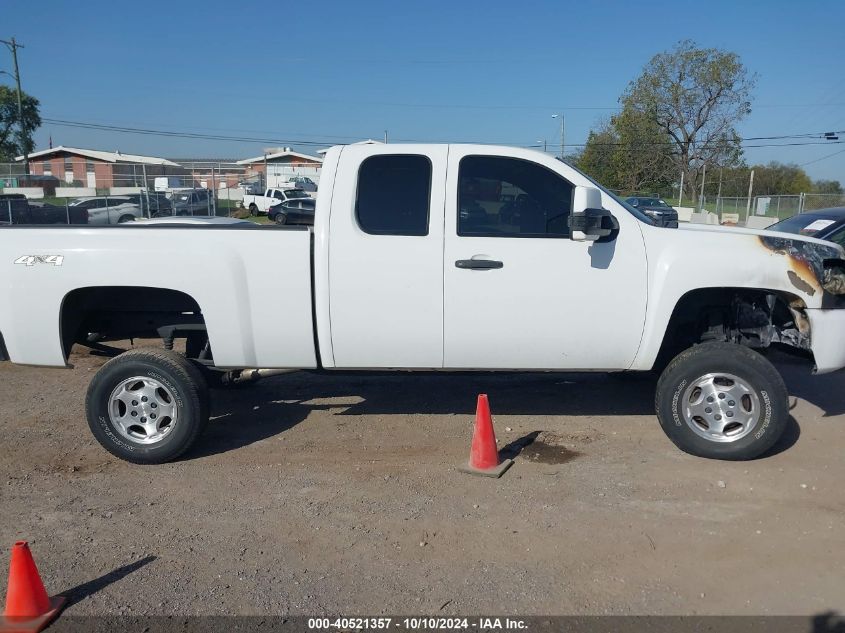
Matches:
[[60, 286, 206, 360], [655, 287, 810, 369]]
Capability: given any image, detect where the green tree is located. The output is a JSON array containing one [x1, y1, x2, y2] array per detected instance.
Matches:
[[750, 162, 811, 195], [0, 85, 41, 162], [812, 179, 843, 194], [621, 40, 755, 203], [576, 122, 619, 188], [576, 110, 675, 196]]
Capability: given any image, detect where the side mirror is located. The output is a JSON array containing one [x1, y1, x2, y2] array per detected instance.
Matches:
[[569, 186, 619, 242]]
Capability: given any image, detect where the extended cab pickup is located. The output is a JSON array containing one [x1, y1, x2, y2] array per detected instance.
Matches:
[[2, 144, 845, 465], [242, 187, 312, 215]]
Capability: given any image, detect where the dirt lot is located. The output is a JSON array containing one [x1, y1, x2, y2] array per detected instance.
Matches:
[[1, 342, 843, 617]]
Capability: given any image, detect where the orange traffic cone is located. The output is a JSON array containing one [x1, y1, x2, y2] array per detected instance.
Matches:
[[458, 394, 513, 478], [1, 541, 66, 633]]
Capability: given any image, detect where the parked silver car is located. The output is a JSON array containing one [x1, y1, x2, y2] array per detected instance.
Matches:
[[67, 197, 143, 225]]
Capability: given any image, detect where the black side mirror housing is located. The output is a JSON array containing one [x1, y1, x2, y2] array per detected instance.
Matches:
[[568, 208, 620, 242]]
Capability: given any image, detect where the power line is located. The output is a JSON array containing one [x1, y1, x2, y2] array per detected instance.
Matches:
[[801, 147, 845, 166], [39, 116, 845, 153]]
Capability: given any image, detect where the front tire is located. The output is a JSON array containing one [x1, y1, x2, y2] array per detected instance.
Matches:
[[275, 213, 287, 225], [86, 349, 210, 464], [655, 342, 788, 460]]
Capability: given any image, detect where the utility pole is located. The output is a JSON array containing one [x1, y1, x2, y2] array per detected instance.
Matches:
[[0, 37, 28, 175], [552, 114, 565, 160], [745, 169, 755, 222], [699, 163, 706, 211], [384, 130, 388, 144], [678, 170, 684, 207]]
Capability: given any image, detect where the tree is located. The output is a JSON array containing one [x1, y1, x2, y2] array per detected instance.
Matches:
[[576, 122, 619, 188], [0, 85, 40, 162], [813, 179, 843, 194], [622, 40, 755, 203], [576, 110, 675, 195], [749, 162, 811, 195]]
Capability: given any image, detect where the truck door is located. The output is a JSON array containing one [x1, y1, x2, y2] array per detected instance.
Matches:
[[442, 147, 648, 370], [328, 145, 448, 368]]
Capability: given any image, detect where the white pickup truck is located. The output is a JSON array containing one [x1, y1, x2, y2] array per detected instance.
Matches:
[[2, 144, 845, 465], [242, 187, 313, 215]]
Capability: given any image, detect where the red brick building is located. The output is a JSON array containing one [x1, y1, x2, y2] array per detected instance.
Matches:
[[19, 146, 181, 189]]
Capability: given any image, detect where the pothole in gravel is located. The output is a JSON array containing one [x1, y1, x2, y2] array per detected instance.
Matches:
[[502, 431, 582, 464]]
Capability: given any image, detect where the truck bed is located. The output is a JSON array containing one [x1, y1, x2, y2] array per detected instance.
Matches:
[[0, 224, 318, 369]]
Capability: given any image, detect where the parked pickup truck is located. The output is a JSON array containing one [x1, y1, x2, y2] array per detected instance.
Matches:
[[2, 144, 845, 465], [242, 187, 313, 215]]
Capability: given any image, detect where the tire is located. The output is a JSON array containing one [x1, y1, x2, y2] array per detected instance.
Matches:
[[275, 213, 287, 225], [117, 215, 135, 224], [655, 342, 788, 460], [249, 203, 258, 216], [86, 348, 210, 464]]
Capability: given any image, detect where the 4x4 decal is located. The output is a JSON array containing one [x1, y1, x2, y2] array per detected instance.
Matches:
[[14, 255, 64, 267]]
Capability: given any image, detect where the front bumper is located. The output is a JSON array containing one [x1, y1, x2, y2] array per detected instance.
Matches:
[[807, 309, 845, 374]]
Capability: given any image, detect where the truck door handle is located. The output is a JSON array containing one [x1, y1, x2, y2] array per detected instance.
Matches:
[[455, 259, 503, 270]]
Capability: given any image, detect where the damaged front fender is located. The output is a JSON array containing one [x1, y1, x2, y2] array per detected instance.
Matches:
[[759, 235, 845, 307]]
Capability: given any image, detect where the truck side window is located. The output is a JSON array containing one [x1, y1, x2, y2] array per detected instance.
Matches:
[[356, 155, 431, 236], [457, 155, 573, 238]]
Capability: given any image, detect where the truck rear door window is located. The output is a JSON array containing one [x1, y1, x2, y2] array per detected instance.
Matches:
[[356, 155, 431, 236], [457, 155, 573, 238]]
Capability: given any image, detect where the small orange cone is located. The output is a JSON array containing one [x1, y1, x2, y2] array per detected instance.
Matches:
[[458, 394, 513, 478], [1, 541, 66, 633]]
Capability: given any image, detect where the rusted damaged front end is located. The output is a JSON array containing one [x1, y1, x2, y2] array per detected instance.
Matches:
[[759, 235, 845, 308], [758, 235, 845, 373]]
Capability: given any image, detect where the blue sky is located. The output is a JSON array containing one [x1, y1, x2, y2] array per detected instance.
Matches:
[[3, 0, 844, 181]]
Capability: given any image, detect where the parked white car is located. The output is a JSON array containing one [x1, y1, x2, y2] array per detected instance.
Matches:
[[2, 143, 845, 465], [67, 197, 143, 224]]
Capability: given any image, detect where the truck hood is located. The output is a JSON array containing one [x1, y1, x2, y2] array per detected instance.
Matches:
[[677, 221, 845, 254], [675, 221, 845, 299]]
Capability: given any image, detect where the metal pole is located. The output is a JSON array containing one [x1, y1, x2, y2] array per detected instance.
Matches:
[[552, 114, 565, 160], [65, 199, 69, 224], [699, 163, 706, 211], [1, 38, 29, 175], [384, 130, 388, 143], [745, 169, 754, 222], [716, 167, 723, 199], [678, 170, 684, 208]]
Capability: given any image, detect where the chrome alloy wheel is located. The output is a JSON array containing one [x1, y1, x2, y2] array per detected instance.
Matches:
[[681, 372, 761, 443], [108, 376, 178, 444]]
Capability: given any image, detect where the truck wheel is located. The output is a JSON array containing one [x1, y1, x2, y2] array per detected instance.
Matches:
[[86, 348, 210, 464], [249, 203, 258, 216], [655, 342, 788, 460]]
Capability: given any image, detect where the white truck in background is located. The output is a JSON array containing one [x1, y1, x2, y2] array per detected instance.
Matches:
[[242, 187, 313, 215], [2, 143, 845, 465]]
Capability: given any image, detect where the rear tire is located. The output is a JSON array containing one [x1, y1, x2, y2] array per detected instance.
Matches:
[[275, 213, 287, 225], [249, 203, 258, 216], [655, 342, 788, 460], [86, 348, 210, 464]]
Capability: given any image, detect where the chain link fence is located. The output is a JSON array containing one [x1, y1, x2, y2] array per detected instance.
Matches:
[[0, 161, 272, 224]]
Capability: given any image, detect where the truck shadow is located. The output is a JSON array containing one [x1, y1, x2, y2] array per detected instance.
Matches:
[[189, 368, 801, 460], [769, 349, 845, 417]]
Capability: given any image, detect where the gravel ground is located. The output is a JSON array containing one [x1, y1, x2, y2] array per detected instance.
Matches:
[[0, 342, 843, 617]]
